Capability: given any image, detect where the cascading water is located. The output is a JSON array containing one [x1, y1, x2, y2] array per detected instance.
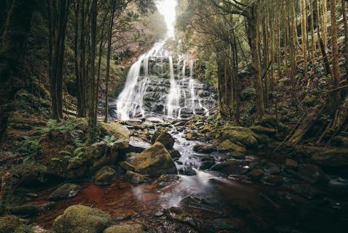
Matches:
[[166, 56, 182, 118]]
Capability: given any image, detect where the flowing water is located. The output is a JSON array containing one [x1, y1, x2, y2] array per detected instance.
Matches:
[[114, 41, 216, 120]]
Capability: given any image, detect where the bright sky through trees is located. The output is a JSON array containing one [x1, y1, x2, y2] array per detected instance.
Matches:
[[156, 0, 177, 38]]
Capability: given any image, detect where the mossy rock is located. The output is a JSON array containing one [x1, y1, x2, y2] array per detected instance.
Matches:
[[49, 183, 80, 201], [129, 142, 177, 177], [218, 139, 246, 152], [221, 126, 258, 148], [99, 122, 130, 141], [151, 128, 175, 150], [0, 215, 32, 233], [125, 171, 150, 184], [53, 205, 111, 233], [104, 224, 145, 233], [94, 166, 116, 186]]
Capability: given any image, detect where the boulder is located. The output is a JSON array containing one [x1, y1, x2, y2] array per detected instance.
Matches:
[[104, 224, 145, 233], [285, 159, 298, 170], [151, 128, 175, 150], [221, 126, 258, 148], [128, 142, 177, 177], [218, 140, 246, 152], [128, 137, 151, 153], [49, 183, 80, 201], [53, 205, 111, 233], [94, 166, 116, 186], [125, 171, 150, 184], [169, 149, 181, 160], [99, 122, 130, 141], [311, 149, 348, 174], [211, 160, 248, 175], [298, 164, 327, 184], [247, 169, 264, 180], [0, 215, 32, 233], [193, 144, 216, 154]]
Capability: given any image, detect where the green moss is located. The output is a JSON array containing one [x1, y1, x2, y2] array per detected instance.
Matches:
[[0, 215, 32, 233]]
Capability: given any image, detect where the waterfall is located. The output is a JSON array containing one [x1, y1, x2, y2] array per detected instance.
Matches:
[[166, 56, 181, 118], [116, 41, 165, 120]]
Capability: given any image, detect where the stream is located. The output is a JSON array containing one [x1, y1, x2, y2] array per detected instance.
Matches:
[[27, 119, 348, 233]]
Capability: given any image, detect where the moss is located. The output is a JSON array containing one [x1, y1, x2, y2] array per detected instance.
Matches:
[[53, 205, 111, 233], [130, 142, 177, 177], [104, 224, 145, 233], [218, 140, 246, 152], [99, 122, 130, 141], [0, 215, 32, 233], [221, 126, 258, 148]]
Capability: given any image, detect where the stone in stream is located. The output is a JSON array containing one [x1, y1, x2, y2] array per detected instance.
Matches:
[[94, 166, 116, 186], [53, 205, 111, 233], [285, 159, 298, 170], [297, 164, 328, 184], [125, 171, 150, 184], [211, 160, 248, 175], [169, 149, 181, 160], [127, 142, 177, 177], [0, 215, 32, 232], [263, 162, 281, 175], [151, 128, 175, 150], [218, 139, 246, 152], [193, 144, 216, 154], [104, 224, 145, 233], [221, 126, 258, 149], [128, 137, 151, 153], [247, 169, 264, 180], [48, 183, 80, 201], [200, 160, 216, 170]]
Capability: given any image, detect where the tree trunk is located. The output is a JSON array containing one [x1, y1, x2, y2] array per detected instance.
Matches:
[[330, 0, 340, 101], [342, 0, 348, 83]]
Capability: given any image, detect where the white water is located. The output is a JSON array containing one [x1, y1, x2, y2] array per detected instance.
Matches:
[[166, 56, 182, 118], [116, 42, 165, 120]]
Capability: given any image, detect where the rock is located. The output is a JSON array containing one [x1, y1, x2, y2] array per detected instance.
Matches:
[[193, 144, 215, 154], [218, 140, 246, 152], [311, 149, 348, 174], [285, 159, 298, 170], [221, 126, 258, 148], [298, 164, 327, 184], [104, 224, 145, 233], [129, 142, 177, 177], [200, 160, 215, 170], [125, 171, 150, 184], [99, 122, 130, 141], [120, 161, 136, 171], [211, 160, 248, 175], [203, 218, 244, 233], [165, 207, 202, 230], [263, 163, 281, 175], [247, 169, 264, 180], [0, 215, 32, 233], [53, 205, 111, 233], [128, 137, 151, 153], [94, 166, 116, 186], [261, 175, 283, 186], [48, 183, 80, 201], [6, 203, 54, 217], [169, 149, 181, 160], [151, 128, 175, 150]]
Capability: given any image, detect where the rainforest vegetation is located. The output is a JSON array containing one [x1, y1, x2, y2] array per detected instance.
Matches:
[[0, 0, 347, 232]]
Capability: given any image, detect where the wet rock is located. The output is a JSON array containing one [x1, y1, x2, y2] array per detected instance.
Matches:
[[165, 207, 202, 230], [156, 174, 178, 187], [151, 128, 175, 150], [211, 160, 248, 175], [200, 160, 215, 170], [53, 205, 111, 233], [285, 159, 298, 170], [128, 137, 151, 153], [221, 126, 258, 148], [202, 218, 244, 233], [311, 149, 348, 174], [129, 142, 177, 177], [125, 171, 150, 184], [247, 169, 264, 180], [48, 183, 80, 201], [263, 163, 281, 175], [261, 175, 283, 186], [104, 224, 145, 233], [218, 139, 246, 152], [7, 204, 42, 217], [193, 144, 216, 154], [94, 166, 116, 186], [169, 149, 181, 160], [99, 122, 130, 142], [297, 164, 327, 184], [0, 215, 32, 232], [185, 132, 197, 140]]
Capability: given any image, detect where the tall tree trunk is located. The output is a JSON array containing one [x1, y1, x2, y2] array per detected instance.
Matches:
[[342, 0, 348, 83], [330, 0, 340, 101]]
